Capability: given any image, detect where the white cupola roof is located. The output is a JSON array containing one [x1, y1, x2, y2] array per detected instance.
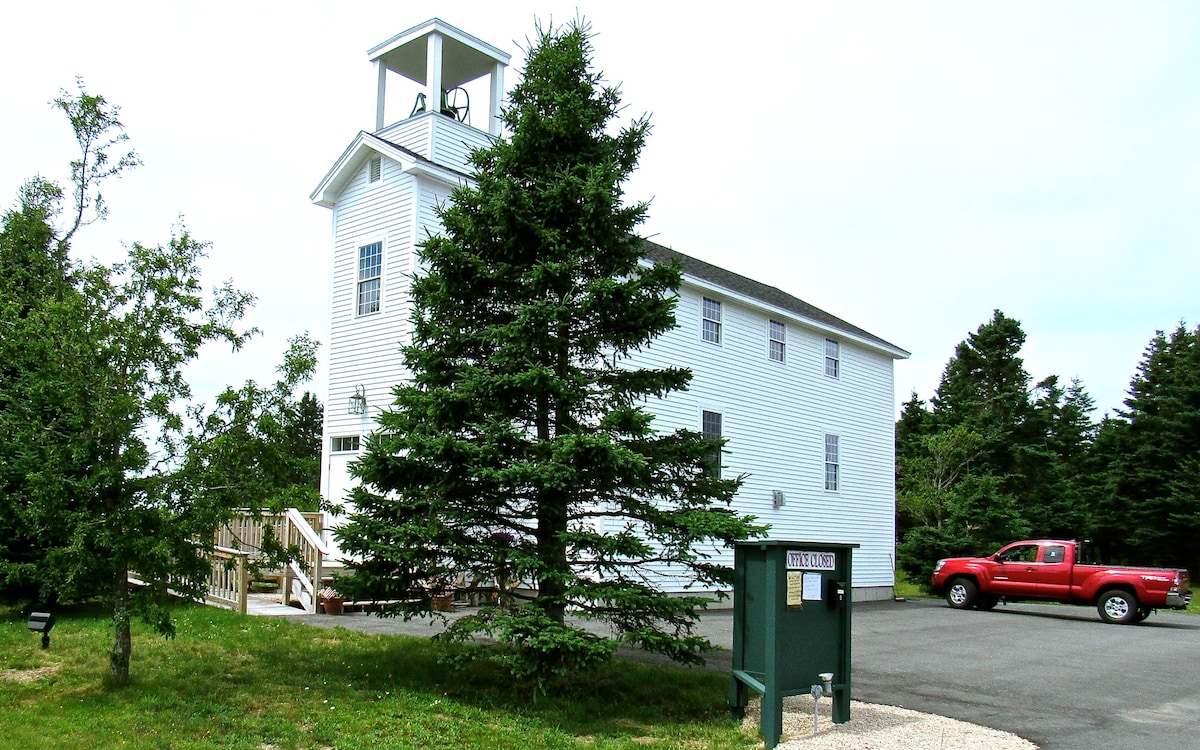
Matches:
[[368, 18, 510, 136]]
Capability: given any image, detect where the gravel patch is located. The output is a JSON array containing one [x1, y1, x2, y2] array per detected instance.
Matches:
[[0, 665, 59, 683], [742, 695, 1039, 749]]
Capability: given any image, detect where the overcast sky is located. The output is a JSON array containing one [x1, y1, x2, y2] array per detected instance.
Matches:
[[3, 1, 1199, 421]]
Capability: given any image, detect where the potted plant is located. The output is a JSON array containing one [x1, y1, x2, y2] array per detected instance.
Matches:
[[431, 590, 455, 612], [320, 585, 344, 615]]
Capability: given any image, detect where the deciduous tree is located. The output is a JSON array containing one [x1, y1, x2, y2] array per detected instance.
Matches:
[[0, 83, 255, 685], [184, 335, 323, 516]]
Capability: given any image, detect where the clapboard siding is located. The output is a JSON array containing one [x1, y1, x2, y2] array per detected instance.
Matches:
[[429, 116, 491, 171], [621, 282, 898, 588], [376, 117, 432, 161], [321, 156, 420, 500], [375, 113, 491, 173], [317, 122, 902, 595]]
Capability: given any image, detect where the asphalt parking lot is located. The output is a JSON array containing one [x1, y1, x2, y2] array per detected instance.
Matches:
[[305, 596, 1199, 749], [851, 597, 1200, 750]]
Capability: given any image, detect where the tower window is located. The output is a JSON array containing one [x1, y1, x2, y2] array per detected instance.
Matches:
[[332, 435, 361, 452], [357, 242, 383, 316]]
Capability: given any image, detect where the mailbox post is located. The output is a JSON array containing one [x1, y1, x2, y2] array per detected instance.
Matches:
[[729, 540, 856, 749]]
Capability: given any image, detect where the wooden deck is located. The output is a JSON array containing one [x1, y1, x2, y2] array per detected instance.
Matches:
[[245, 593, 311, 617]]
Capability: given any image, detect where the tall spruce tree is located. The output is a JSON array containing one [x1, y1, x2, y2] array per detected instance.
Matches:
[[1101, 324, 1200, 572], [0, 178, 87, 602], [335, 21, 759, 689], [895, 311, 1098, 580], [1016, 375, 1096, 537], [930, 309, 1033, 475]]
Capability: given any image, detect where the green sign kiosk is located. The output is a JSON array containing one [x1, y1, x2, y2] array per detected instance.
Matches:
[[729, 540, 856, 748]]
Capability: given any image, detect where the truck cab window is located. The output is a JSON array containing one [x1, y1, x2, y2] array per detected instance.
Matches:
[[1043, 546, 1066, 564], [999, 545, 1038, 563]]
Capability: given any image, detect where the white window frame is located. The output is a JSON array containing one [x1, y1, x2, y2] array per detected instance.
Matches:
[[331, 435, 361, 452], [824, 433, 840, 492], [357, 241, 383, 316], [701, 297, 722, 344], [768, 320, 786, 363], [825, 339, 840, 379]]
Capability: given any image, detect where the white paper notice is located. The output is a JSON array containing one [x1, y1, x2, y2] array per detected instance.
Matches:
[[803, 572, 823, 601]]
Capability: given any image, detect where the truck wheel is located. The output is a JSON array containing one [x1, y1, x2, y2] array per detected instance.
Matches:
[[976, 595, 1000, 610], [1098, 590, 1137, 624], [946, 578, 978, 609], [1134, 606, 1153, 623]]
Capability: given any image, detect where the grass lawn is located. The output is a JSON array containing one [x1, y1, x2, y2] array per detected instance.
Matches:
[[892, 570, 932, 600], [1, 604, 754, 749]]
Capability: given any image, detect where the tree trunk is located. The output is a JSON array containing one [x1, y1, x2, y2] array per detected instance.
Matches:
[[536, 494, 569, 625], [110, 570, 131, 685]]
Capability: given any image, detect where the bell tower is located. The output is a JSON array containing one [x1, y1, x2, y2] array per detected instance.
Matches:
[[311, 20, 510, 527], [368, 18, 509, 139]]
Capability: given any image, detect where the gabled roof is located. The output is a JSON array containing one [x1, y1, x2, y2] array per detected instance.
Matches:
[[642, 239, 909, 358], [310, 131, 471, 207], [309, 136, 905, 358]]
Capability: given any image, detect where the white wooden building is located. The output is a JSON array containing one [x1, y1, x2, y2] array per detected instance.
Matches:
[[311, 19, 909, 601]]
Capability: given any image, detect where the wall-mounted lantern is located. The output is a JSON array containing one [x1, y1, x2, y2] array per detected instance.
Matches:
[[348, 384, 367, 415]]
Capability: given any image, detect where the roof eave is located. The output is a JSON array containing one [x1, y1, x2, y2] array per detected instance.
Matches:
[[310, 133, 470, 208]]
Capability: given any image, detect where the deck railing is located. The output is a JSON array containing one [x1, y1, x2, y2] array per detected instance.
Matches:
[[214, 510, 324, 555], [131, 511, 329, 616], [206, 546, 251, 615], [279, 508, 334, 614], [210, 509, 333, 614]]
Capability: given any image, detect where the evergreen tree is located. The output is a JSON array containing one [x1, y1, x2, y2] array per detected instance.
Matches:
[[1105, 324, 1200, 572], [930, 309, 1032, 476], [1014, 376, 1096, 537], [895, 312, 1099, 580], [335, 21, 760, 690], [1081, 415, 1126, 561], [0, 179, 91, 602]]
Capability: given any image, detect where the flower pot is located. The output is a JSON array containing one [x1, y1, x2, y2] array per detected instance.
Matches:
[[322, 597, 345, 615]]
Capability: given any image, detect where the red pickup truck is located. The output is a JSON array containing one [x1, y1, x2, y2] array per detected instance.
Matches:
[[931, 539, 1192, 624]]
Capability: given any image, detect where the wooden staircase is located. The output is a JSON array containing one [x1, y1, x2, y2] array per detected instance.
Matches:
[[205, 509, 337, 615]]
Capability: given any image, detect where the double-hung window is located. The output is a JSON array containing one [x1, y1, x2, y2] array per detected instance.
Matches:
[[824, 339, 840, 378], [357, 242, 383, 316], [769, 320, 786, 362], [702, 297, 722, 344], [824, 434, 840, 491], [702, 410, 723, 476]]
